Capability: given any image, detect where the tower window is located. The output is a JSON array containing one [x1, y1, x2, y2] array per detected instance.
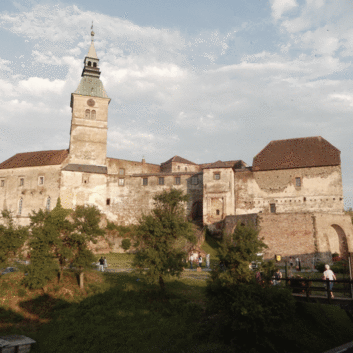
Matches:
[[91, 110, 96, 120], [270, 203, 276, 213], [88, 61, 91, 66], [106, 198, 111, 206], [19, 178, 24, 186], [46, 197, 51, 211], [18, 198, 23, 215], [119, 178, 125, 186], [216, 209, 220, 215], [175, 177, 180, 185], [143, 178, 148, 186], [85, 109, 90, 119], [295, 177, 301, 187], [0, 180, 4, 187], [38, 176, 44, 185], [93, 62, 97, 68], [159, 177, 164, 185]]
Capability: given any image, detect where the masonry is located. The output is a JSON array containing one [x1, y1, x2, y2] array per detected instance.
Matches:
[[0, 29, 352, 262]]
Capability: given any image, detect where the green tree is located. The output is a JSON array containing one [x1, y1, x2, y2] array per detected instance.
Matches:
[[210, 222, 268, 286], [121, 238, 131, 252], [133, 188, 196, 290], [0, 210, 29, 267], [70, 205, 105, 289]]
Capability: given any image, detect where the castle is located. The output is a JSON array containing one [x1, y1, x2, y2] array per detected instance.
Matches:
[[0, 29, 352, 264]]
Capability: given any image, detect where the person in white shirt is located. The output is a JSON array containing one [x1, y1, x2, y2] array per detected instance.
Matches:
[[323, 264, 336, 299], [189, 252, 194, 270]]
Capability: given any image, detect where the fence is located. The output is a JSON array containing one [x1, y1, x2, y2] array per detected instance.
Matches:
[[283, 277, 353, 303]]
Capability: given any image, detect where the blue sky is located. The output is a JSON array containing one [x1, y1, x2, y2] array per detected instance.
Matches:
[[1, 0, 353, 207]]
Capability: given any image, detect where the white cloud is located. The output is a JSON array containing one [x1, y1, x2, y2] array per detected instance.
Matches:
[[18, 77, 66, 95], [271, 0, 298, 20]]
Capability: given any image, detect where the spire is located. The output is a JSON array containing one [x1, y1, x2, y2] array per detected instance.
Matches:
[[87, 22, 98, 59]]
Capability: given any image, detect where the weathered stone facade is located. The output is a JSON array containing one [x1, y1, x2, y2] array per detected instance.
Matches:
[[0, 30, 352, 261]]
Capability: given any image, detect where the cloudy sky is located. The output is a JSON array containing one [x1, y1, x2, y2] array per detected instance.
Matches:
[[1, 0, 353, 207]]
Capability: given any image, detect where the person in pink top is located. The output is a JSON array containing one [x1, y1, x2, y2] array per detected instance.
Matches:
[[323, 264, 336, 299]]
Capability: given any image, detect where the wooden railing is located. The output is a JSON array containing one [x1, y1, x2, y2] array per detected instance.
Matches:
[[282, 277, 353, 303]]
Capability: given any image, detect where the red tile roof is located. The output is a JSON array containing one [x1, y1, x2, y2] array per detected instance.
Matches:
[[252, 136, 340, 171], [202, 160, 247, 169], [161, 155, 197, 166], [0, 149, 69, 169]]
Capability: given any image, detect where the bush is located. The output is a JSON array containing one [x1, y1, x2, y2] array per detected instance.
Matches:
[[17, 288, 27, 297], [331, 260, 348, 274], [122, 239, 131, 252], [204, 283, 295, 351], [315, 262, 326, 273]]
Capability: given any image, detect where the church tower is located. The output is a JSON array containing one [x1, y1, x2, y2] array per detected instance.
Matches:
[[68, 26, 111, 166]]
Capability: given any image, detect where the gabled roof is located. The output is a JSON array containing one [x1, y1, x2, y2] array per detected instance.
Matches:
[[202, 160, 247, 169], [0, 149, 69, 169], [252, 136, 340, 171], [161, 155, 197, 166]]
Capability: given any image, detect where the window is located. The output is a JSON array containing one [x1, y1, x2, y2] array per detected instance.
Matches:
[[88, 61, 91, 66], [185, 167, 187, 171], [216, 209, 220, 216], [18, 198, 23, 215], [85, 109, 90, 119], [82, 175, 89, 184], [119, 168, 125, 175], [19, 178, 24, 186], [191, 176, 198, 185], [295, 177, 301, 187], [214, 173, 220, 180], [178, 166, 180, 171], [46, 197, 51, 211], [159, 177, 164, 185], [143, 178, 148, 186], [270, 203, 276, 213], [106, 198, 111, 206], [0, 180, 4, 187], [118, 178, 125, 186], [175, 177, 180, 185], [38, 176, 44, 185], [93, 62, 97, 68], [91, 110, 96, 120]]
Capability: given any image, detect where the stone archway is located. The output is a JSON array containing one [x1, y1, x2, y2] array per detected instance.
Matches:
[[329, 224, 349, 259]]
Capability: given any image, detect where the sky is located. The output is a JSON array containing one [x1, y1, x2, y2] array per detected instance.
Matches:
[[1, 0, 353, 207]]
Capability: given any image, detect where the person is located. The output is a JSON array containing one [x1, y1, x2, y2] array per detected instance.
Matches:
[[198, 254, 202, 268], [295, 257, 300, 271], [323, 264, 336, 299], [289, 256, 294, 268], [98, 257, 105, 272], [103, 257, 108, 270], [189, 252, 194, 269], [272, 268, 282, 286], [206, 254, 210, 269]]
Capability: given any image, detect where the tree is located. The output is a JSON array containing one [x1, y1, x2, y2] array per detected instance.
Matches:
[[70, 205, 105, 289], [121, 238, 131, 252], [0, 210, 29, 267], [133, 188, 196, 290], [209, 222, 268, 286]]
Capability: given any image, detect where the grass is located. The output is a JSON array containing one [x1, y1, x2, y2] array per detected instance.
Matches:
[[93, 252, 135, 269], [0, 266, 353, 352]]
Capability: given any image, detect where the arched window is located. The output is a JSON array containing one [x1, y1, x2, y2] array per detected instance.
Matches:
[[88, 61, 92, 66], [93, 62, 97, 68], [91, 110, 96, 120], [46, 197, 51, 211], [18, 198, 23, 215], [85, 109, 90, 119]]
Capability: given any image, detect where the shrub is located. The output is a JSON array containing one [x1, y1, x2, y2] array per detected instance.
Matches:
[[315, 262, 326, 273], [331, 260, 348, 274], [122, 239, 131, 252], [17, 288, 27, 297]]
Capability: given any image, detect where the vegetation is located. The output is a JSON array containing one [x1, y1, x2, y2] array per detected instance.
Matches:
[[121, 238, 131, 252], [133, 189, 196, 290], [0, 210, 29, 267]]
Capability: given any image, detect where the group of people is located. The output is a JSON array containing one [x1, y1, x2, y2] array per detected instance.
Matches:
[[98, 257, 108, 272], [189, 252, 210, 269]]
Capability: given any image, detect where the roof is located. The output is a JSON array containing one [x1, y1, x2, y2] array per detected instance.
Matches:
[[87, 41, 98, 59], [62, 164, 107, 174], [252, 136, 340, 171], [161, 156, 197, 166], [203, 160, 247, 169], [74, 77, 109, 98], [0, 149, 69, 169]]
